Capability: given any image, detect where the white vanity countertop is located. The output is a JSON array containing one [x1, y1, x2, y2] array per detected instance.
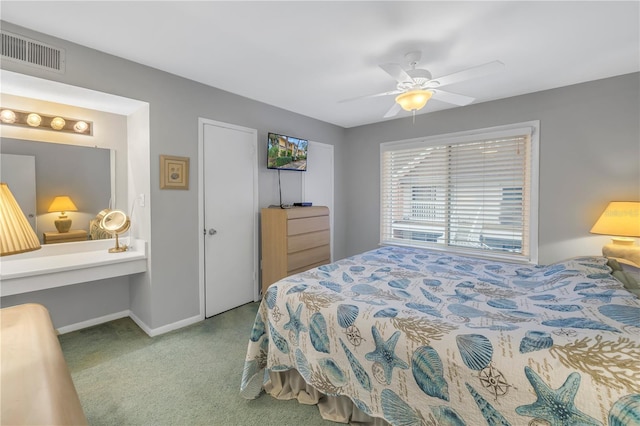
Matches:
[[0, 238, 147, 296]]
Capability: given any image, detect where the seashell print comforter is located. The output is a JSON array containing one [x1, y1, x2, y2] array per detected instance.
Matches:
[[240, 246, 640, 425]]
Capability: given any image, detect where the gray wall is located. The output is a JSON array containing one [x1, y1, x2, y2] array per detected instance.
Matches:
[[0, 21, 346, 331], [1, 277, 130, 328], [343, 72, 640, 264]]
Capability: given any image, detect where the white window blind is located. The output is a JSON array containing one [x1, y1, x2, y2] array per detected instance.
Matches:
[[380, 122, 539, 263]]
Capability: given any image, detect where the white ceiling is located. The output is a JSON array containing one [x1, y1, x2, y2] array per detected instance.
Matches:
[[1, 1, 638, 128]]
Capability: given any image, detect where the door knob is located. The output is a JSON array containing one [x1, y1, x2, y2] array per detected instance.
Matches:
[[208, 228, 217, 235]]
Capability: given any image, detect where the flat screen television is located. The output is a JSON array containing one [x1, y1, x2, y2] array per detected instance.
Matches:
[[267, 132, 308, 171]]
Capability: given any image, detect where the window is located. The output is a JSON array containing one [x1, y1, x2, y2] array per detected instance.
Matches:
[[380, 122, 539, 263], [410, 185, 439, 220]]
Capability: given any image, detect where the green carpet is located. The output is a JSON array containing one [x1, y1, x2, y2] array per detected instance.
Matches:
[[59, 302, 336, 425]]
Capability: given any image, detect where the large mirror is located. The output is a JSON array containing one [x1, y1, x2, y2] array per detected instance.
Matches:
[[0, 137, 113, 244]]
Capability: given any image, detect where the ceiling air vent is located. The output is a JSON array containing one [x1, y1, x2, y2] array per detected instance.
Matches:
[[1, 31, 65, 73]]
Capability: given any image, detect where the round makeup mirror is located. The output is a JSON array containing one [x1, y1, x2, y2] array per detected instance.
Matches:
[[100, 209, 130, 253]]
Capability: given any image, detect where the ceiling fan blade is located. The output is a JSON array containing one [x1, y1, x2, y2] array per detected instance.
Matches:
[[339, 89, 402, 103], [383, 102, 402, 118], [430, 89, 475, 106], [430, 60, 505, 88], [379, 63, 415, 85]]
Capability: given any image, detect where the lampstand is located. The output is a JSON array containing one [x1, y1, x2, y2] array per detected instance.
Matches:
[[591, 201, 640, 267]]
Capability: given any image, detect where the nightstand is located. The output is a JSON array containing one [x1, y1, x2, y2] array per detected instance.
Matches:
[[43, 229, 88, 244]]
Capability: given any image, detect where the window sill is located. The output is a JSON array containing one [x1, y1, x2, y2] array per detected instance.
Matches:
[[380, 241, 536, 265], [0, 238, 147, 297]]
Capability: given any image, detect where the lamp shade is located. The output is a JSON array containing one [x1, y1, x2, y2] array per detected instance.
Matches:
[[395, 90, 434, 112], [48, 196, 78, 213], [590, 201, 640, 238], [0, 183, 41, 256]]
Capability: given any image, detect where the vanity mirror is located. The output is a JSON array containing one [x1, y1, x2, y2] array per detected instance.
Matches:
[[98, 209, 131, 253], [0, 137, 113, 242]]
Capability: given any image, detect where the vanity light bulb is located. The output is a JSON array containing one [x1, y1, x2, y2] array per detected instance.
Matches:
[[74, 121, 89, 133], [26, 113, 42, 127], [51, 117, 66, 130], [0, 109, 16, 124]]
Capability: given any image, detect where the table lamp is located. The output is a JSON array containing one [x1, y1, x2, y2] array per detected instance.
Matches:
[[0, 182, 41, 256], [590, 201, 640, 267], [48, 196, 78, 233]]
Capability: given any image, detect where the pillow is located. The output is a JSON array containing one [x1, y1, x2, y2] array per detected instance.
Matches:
[[530, 256, 611, 279], [608, 259, 640, 297]]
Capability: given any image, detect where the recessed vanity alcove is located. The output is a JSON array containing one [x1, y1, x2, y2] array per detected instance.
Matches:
[[0, 70, 151, 332]]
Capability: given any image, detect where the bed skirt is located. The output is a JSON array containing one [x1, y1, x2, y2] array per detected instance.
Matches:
[[264, 369, 390, 425]]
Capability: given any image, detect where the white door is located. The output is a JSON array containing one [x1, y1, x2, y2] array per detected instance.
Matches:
[[203, 121, 258, 317], [303, 141, 334, 260], [1, 154, 37, 233]]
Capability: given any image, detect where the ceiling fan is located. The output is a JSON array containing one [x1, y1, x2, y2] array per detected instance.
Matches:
[[343, 51, 504, 118]]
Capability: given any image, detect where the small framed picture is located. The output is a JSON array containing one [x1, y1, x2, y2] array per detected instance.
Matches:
[[160, 155, 189, 190]]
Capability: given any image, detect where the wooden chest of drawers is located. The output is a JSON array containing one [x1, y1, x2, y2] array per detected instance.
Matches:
[[261, 206, 330, 294]]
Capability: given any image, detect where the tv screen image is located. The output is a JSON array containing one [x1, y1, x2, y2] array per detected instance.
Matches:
[[267, 132, 308, 171]]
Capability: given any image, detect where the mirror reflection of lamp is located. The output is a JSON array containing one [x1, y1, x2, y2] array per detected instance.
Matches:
[[48, 196, 78, 233], [590, 201, 640, 267], [0, 182, 41, 256]]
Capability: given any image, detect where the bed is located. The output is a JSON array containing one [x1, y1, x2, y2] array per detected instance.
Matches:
[[240, 246, 640, 425]]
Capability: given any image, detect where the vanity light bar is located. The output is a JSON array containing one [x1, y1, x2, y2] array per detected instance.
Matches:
[[0, 108, 92, 135]]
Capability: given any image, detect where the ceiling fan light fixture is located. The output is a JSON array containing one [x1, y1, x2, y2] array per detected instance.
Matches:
[[395, 90, 433, 112]]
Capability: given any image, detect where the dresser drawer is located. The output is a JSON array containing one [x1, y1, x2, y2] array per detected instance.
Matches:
[[287, 245, 330, 272], [288, 230, 330, 254], [287, 216, 329, 236]]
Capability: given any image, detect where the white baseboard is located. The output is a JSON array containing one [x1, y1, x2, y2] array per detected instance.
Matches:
[[56, 310, 130, 334], [56, 310, 204, 337], [129, 311, 203, 337]]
